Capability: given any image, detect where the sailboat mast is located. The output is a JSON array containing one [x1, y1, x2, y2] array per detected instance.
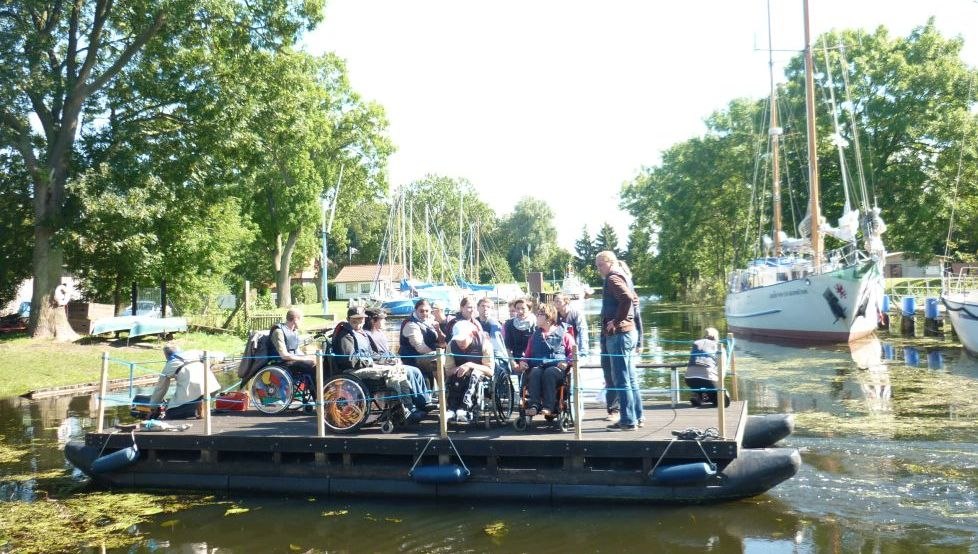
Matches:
[[767, 0, 782, 255], [802, 0, 823, 270]]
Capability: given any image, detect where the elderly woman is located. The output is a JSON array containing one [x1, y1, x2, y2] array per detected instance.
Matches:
[[517, 303, 575, 418], [445, 320, 494, 422], [685, 327, 730, 407]]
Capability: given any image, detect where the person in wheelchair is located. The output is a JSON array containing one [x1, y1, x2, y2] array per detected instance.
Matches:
[[334, 306, 428, 425], [363, 307, 433, 417], [516, 303, 574, 419], [445, 320, 494, 422], [268, 308, 317, 380]]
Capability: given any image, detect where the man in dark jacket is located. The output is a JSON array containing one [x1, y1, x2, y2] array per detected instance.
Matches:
[[596, 251, 641, 431]]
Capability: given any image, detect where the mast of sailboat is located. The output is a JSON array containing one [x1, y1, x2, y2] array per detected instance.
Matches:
[[802, 0, 823, 271], [767, 0, 782, 255]]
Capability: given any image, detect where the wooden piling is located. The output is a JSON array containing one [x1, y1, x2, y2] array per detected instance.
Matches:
[[315, 351, 325, 438], [96, 352, 109, 433]]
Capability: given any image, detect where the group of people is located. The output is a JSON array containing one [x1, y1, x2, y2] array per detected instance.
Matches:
[[149, 250, 727, 425]]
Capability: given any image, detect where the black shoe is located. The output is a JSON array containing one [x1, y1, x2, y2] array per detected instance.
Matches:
[[689, 394, 701, 407], [606, 423, 637, 431], [406, 410, 425, 424]]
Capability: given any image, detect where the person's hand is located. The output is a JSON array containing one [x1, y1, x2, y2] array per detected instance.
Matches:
[[454, 364, 469, 377], [516, 360, 528, 372], [604, 320, 616, 336]]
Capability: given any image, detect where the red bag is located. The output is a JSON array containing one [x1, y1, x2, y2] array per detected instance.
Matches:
[[216, 391, 250, 411]]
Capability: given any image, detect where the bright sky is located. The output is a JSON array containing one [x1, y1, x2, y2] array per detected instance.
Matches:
[[305, 0, 978, 251]]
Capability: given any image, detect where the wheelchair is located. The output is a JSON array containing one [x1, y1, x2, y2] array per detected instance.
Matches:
[[513, 364, 575, 432], [321, 370, 407, 434], [452, 361, 516, 428], [247, 332, 332, 415]]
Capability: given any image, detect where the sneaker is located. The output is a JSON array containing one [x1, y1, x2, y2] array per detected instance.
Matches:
[[455, 409, 470, 422], [606, 422, 637, 431], [603, 412, 619, 422], [540, 408, 553, 417], [406, 410, 425, 424], [637, 419, 645, 428], [525, 406, 538, 417]]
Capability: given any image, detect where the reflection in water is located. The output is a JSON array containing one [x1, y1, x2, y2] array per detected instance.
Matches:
[[849, 336, 892, 414]]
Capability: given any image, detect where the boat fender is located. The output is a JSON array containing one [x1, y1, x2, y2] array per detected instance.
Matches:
[[649, 462, 716, 486], [91, 445, 139, 474], [410, 464, 470, 484]]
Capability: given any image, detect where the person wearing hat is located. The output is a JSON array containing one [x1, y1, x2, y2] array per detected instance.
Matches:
[[444, 319, 493, 422], [364, 308, 432, 418], [685, 327, 729, 407], [333, 306, 427, 424]]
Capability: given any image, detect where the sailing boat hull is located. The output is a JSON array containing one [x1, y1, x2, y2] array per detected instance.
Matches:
[[942, 293, 978, 354], [725, 262, 883, 343]]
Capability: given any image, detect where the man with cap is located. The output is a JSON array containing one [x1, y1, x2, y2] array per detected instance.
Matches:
[[685, 326, 729, 407], [444, 319, 493, 422], [333, 306, 427, 424]]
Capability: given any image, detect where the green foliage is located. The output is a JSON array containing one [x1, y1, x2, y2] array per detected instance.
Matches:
[[622, 22, 978, 299], [594, 223, 621, 257], [496, 197, 561, 281], [0, 153, 33, 307]]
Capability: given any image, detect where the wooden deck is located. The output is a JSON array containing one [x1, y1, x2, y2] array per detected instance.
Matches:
[[92, 400, 747, 464]]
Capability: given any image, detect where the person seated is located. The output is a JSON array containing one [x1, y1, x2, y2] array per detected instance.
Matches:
[[149, 345, 222, 419], [503, 297, 534, 372], [334, 306, 427, 424], [444, 320, 494, 422], [398, 299, 443, 382], [476, 297, 509, 373], [364, 307, 432, 418], [685, 327, 730, 408], [517, 303, 574, 418], [267, 308, 317, 379]]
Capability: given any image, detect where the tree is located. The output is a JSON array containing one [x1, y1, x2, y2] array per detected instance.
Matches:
[[0, 0, 324, 339], [497, 197, 560, 281], [594, 223, 620, 258], [0, 152, 33, 307]]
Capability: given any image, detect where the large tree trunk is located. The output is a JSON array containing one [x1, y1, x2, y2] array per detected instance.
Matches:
[[28, 226, 79, 341], [274, 229, 301, 308]]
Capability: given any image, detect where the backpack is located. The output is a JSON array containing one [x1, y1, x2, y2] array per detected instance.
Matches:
[[237, 329, 272, 381]]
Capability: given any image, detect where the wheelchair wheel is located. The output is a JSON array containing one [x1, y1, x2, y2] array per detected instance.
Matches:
[[492, 373, 515, 424], [250, 366, 295, 415], [323, 375, 368, 434], [380, 420, 395, 434], [513, 415, 528, 431]]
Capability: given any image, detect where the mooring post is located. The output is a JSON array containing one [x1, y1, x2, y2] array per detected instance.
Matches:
[[437, 348, 447, 439], [728, 332, 739, 402], [315, 350, 325, 438], [717, 343, 726, 438], [573, 345, 582, 440], [670, 366, 679, 407], [203, 351, 212, 436], [96, 352, 109, 433]]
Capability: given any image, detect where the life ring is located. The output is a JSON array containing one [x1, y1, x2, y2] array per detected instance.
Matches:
[[53, 284, 70, 306]]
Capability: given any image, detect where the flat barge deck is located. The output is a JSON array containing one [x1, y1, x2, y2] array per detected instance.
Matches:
[[68, 400, 800, 503]]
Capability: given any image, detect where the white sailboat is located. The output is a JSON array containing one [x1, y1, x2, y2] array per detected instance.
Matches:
[[724, 0, 886, 343], [942, 268, 978, 354]]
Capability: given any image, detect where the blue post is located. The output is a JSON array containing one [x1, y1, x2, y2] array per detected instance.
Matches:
[[903, 347, 919, 367], [925, 298, 939, 319], [901, 297, 916, 317], [881, 294, 890, 313]]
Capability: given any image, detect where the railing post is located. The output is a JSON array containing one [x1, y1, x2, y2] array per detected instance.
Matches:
[[573, 344, 582, 440], [203, 351, 212, 436], [96, 352, 109, 433], [437, 348, 447, 439], [315, 350, 325, 438], [717, 343, 726, 438], [728, 332, 739, 401], [671, 366, 679, 407]]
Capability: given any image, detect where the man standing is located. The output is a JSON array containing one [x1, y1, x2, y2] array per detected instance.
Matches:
[[596, 251, 640, 431]]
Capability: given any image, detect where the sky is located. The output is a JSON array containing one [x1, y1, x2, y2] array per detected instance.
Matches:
[[305, 0, 978, 252]]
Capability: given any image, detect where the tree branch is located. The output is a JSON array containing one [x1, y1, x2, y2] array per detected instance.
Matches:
[[0, 110, 43, 186], [84, 9, 166, 96], [75, 0, 110, 88]]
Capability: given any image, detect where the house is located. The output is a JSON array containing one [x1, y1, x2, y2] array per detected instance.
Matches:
[[883, 252, 945, 279], [332, 264, 408, 301]]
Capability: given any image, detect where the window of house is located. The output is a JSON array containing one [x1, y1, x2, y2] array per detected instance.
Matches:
[[360, 283, 371, 293], [345, 283, 357, 293]]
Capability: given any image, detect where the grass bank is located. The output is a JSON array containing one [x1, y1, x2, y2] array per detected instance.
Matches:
[[0, 301, 349, 398], [0, 332, 246, 398]]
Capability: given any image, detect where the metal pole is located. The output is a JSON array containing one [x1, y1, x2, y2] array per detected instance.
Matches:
[[717, 343, 726, 438], [437, 348, 447, 439], [316, 350, 325, 438], [96, 352, 109, 433], [671, 367, 679, 407], [728, 332, 739, 402], [573, 345, 582, 440], [203, 351, 212, 436]]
